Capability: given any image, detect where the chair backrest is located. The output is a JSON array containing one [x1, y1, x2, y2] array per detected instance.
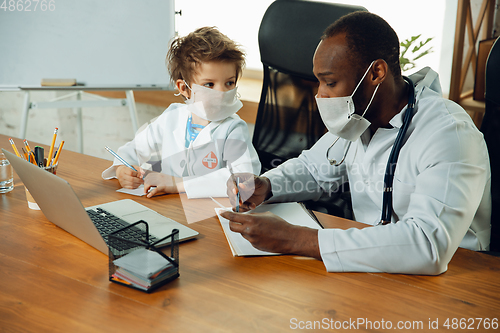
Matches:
[[485, 37, 500, 106], [481, 36, 500, 252], [253, 0, 366, 172]]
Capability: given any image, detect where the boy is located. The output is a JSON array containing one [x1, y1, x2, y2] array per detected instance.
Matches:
[[102, 27, 260, 198]]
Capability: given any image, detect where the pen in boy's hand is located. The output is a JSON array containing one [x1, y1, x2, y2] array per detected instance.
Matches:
[[104, 146, 137, 172]]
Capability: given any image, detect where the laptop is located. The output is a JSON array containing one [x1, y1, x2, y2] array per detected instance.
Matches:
[[3, 149, 198, 254]]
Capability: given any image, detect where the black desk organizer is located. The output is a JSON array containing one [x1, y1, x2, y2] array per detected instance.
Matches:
[[108, 220, 179, 293]]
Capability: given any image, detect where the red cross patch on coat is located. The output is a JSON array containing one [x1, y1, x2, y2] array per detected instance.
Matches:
[[202, 151, 218, 169]]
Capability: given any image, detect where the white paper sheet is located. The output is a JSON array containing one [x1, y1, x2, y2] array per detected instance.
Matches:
[[116, 185, 146, 196], [215, 202, 322, 256]]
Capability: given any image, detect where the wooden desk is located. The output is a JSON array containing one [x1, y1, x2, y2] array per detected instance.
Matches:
[[1, 134, 499, 332]]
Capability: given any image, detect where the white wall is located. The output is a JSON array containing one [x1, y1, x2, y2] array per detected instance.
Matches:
[[0, 0, 461, 160], [175, 0, 454, 94], [174, 0, 274, 71]]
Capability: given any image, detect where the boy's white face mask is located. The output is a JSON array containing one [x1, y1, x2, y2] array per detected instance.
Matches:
[[315, 61, 379, 142], [185, 83, 243, 122]]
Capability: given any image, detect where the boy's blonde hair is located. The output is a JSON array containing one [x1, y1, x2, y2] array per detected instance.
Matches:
[[166, 27, 246, 85]]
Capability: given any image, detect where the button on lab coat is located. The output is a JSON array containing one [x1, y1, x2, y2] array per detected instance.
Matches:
[[264, 67, 491, 274], [102, 103, 261, 198]]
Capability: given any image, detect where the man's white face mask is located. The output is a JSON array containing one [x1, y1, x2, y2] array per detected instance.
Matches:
[[184, 83, 243, 122], [315, 61, 380, 142]]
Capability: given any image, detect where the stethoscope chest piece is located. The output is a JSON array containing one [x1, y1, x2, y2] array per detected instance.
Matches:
[[326, 137, 352, 166]]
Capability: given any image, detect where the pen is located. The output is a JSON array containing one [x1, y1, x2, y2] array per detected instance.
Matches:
[[9, 138, 21, 158], [47, 127, 58, 167], [236, 177, 240, 213], [23, 139, 37, 165], [52, 140, 65, 166], [104, 146, 137, 172], [34, 146, 44, 167]]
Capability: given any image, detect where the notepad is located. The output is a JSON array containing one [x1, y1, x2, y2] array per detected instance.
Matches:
[[112, 247, 177, 291], [215, 202, 322, 256], [113, 247, 172, 278]]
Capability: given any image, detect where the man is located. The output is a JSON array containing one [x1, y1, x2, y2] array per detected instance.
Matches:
[[220, 12, 491, 275]]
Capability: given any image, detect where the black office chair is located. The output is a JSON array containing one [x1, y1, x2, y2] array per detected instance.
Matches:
[[254, 0, 366, 217], [480, 36, 500, 254]]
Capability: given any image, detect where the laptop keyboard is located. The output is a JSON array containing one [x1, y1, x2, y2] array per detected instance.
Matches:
[[86, 207, 158, 251]]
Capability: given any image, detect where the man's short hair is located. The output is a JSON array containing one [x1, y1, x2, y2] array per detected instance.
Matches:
[[166, 26, 246, 85], [322, 11, 401, 78]]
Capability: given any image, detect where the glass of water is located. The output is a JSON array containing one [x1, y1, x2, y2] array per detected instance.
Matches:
[[0, 152, 14, 193]]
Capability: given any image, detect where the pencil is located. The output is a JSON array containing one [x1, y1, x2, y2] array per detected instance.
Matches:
[[21, 147, 29, 160], [8, 138, 21, 158], [52, 140, 65, 166], [47, 127, 58, 167], [23, 139, 37, 165]]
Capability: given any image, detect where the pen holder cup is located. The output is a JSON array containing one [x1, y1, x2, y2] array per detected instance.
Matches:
[[108, 221, 180, 293], [25, 162, 58, 210]]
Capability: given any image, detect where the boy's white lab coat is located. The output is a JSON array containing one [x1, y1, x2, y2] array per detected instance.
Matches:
[[102, 103, 261, 198]]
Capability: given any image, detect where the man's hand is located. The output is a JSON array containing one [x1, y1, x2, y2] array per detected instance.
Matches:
[[143, 171, 184, 198], [116, 165, 143, 189], [219, 210, 321, 259], [227, 173, 272, 212]]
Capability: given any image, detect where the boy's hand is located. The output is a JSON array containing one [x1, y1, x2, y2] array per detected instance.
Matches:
[[143, 172, 185, 198], [116, 165, 143, 189], [226, 173, 272, 212]]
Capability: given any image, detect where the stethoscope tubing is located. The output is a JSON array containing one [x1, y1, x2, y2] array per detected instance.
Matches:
[[380, 76, 415, 224], [325, 76, 416, 225]]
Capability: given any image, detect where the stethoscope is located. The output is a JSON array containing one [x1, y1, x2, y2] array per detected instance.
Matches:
[[325, 76, 416, 225]]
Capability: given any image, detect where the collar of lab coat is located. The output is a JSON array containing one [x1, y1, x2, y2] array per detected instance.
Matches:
[[172, 104, 227, 149], [388, 67, 441, 130], [409, 66, 441, 96], [388, 105, 407, 130]]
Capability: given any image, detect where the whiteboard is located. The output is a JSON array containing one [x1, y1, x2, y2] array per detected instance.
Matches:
[[0, 0, 175, 89]]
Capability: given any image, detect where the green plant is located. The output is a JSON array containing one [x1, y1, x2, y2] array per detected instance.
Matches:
[[400, 34, 434, 72]]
